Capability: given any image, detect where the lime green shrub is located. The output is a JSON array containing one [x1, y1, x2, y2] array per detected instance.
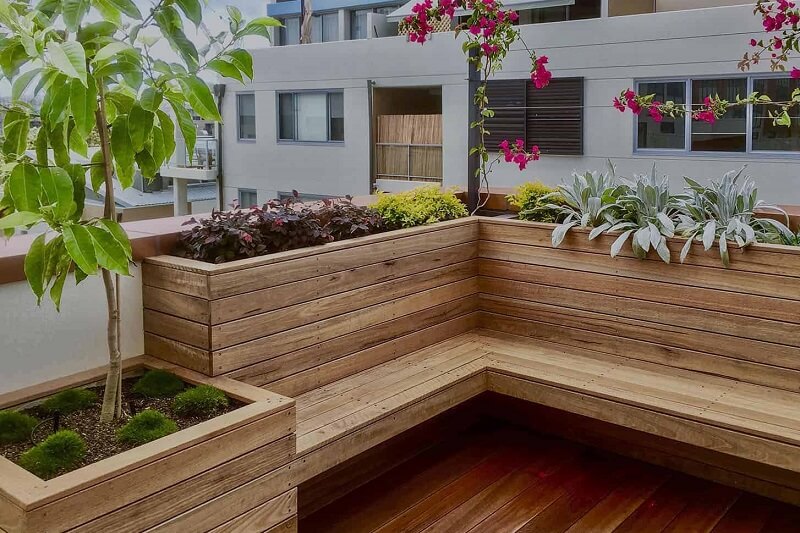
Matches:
[[42, 389, 98, 415], [117, 410, 178, 446], [132, 370, 185, 398], [372, 187, 468, 229], [173, 385, 229, 417], [508, 182, 567, 223], [0, 410, 38, 444], [19, 430, 86, 479]]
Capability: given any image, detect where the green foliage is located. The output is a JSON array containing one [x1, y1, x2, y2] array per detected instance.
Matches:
[[0, 410, 38, 444], [509, 182, 566, 223], [0, 0, 276, 310], [117, 410, 178, 446], [41, 388, 98, 415], [173, 385, 229, 417], [372, 187, 468, 229], [18, 430, 86, 479], [132, 370, 185, 398]]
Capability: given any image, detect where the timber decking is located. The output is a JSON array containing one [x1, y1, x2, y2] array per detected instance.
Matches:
[[301, 424, 800, 533]]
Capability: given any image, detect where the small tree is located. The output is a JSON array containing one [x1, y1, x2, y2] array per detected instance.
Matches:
[[0, 0, 277, 423]]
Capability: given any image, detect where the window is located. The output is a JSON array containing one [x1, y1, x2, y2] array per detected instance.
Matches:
[[277, 91, 345, 143], [311, 12, 339, 42], [485, 77, 584, 155], [350, 9, 369, 39], [278, 17, 300, 45], [237, 93, 256, 141], [516, 0, 600, 24], [636, 76, 800, 154], [238, 189, 258, 208], [637, 81, 685, 150]]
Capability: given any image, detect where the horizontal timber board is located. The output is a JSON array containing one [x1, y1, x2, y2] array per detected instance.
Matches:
[[141, 262, 210, 299], [487, 372, 800, 473], [142, 285, 211, 323], [264, 517, 297, 533], [477, 293, 800, 372], [210, 277, 478, 374], [26, 408, 294, 532], [228, 295, 477, 389], [479, 258, 800, 325], [144, 334, 211, 375], [478, 310, 800, 393], [479, 276, 800, 349], [479, 218, 800, 277], [208, 242, 477, 324], [70, 436, 295, 533], [171, 489, 296, 533]]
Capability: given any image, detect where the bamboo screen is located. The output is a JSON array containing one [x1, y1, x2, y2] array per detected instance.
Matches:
[[376, 114, 443, 181]]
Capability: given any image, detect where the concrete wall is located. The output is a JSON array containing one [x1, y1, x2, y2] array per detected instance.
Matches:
[[223, 4, 800, 203], [0, 269, 144, 395]]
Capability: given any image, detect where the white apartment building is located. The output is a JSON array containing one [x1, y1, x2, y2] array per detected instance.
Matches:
[[219, 0, 800, 206]]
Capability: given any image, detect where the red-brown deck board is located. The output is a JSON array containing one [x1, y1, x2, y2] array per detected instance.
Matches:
[[301, 425, 800, 533]]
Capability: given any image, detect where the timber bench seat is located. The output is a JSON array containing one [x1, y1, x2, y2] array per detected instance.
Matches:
[[289, 330, 800, 500]]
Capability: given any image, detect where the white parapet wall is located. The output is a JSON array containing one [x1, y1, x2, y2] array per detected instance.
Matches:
[[0, 268, 145, 395]]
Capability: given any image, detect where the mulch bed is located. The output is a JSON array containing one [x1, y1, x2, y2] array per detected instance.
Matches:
[[1, 377, 242, 479]]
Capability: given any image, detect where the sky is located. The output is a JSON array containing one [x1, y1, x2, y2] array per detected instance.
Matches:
[[0, 0, 269, 96]]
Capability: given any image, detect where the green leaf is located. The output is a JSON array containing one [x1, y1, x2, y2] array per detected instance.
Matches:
[[150, 125, 166, 170], [177, 76, 221, 122], [111, 116, 135, 188], [92, 0, 122, 27], [47, 42, 87, 85], [62, 0, 89, 32], [63, 224, 97, 275], [98, 219, 132, 260], [65, 164, 86, 221], [12, 68, 41, 102], [154, 6, 199, 68], [48, 122, 70, 167], [70, 78, 96, 136], [87, 225, 130, 275], [2, 109, 29, 156], [90, 150, 106, 192], [167, 99, 196, 165], [227, 49, 253, 80], [78, 21, 119, 42], [0, 211, 43, 230], [69, 124, 89, 158], [175, 0, 201, 26], [35, 126, 48, 165], [128, 104, 154, 152], [47, 84, 72, 126], [135, 149, 157, 179], [9, 163, 41, 212], [156, 110, 176, 161], [93, 42, 132, 63], [140, 87, 163, 112], [39, 167, 75, 220], [107, 0, 141, 19], [49, 256, 71, 311], [25, 233, 47, 304], [208, 58, 244, 83]]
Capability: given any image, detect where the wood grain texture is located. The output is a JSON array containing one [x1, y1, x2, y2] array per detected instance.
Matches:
[[205, 489, 297, 533]]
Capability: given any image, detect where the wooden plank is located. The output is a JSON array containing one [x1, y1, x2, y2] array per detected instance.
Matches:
[[205, 489, 296, 533], [211, 278, 478, 374], [210, 261, 476, 349], [143, 285, 210, 323], [269, 313, 478, 398], [73, 436, 295, 533], [662, 483, 740, 533], [0, 493, 25, 533], [26, 407, 295, 532], [144, 333, 211, 375], [480, 276, 800, 349], [478, 307, 800, 393], [141, 262, 209, 299], [264, 517, 297, 533], [479, 238, 800, 302], [479, 258, 800, 325], [210, 242, 477, 324], [228, 296, 477, 388], [709, 494, 778, 533], [144, 309, 209, 349], [611, 476, 696, 532]]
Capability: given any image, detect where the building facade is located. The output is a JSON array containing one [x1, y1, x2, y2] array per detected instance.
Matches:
[[220, 0, 800, 206]]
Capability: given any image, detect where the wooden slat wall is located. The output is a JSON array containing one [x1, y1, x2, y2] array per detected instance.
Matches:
[[143, 220, 480, 394], [477, 218, 800, 393]]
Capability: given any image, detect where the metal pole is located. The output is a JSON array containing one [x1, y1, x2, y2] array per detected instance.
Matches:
[[467, 47, 481, 212]]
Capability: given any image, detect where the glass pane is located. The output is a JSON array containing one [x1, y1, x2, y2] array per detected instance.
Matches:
[[752, 77, 800, 152], [311, 16, 322, 43], [350, 10, 368, 39], [282, 18, 300, 45], [691, 78, 747, 152], [278, 93, 295, 140], [569, 0, 601, 20], [323, 13, 339, 41], [329, 92, 344, 141], [297, 93, 328, 141], [238, 189, 258, 208], [637, 81, 686, 150], [237, 94, 256, 140]]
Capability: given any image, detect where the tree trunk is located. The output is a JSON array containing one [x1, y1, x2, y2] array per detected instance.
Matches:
[[95, 81, 123, 424]]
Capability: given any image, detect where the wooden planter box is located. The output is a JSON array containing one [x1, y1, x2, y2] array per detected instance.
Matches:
[[0, 357, 296, 533], [142, 218, 480, 397]]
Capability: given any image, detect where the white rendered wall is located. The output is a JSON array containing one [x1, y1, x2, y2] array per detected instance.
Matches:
[[0, 269, 144, 395], [224, 4, 800, 204]]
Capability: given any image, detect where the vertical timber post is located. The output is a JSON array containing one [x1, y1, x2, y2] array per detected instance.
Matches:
[[467, 47, 481, 213]]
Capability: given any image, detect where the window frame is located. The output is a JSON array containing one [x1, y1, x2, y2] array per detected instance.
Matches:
[[237, 188, 259, 209], [236, 92, 257, 142], [634, 74, 800, 158], [275, 90, 346, 145]]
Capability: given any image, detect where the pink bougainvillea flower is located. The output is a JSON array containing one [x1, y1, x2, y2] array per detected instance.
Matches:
[[792, 67, 800, 79], [613, 97, 626, 112]]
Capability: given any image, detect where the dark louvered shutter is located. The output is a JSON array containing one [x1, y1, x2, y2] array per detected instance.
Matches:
[[526, 77, 584, 155], [484, 80, 526, 150]]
